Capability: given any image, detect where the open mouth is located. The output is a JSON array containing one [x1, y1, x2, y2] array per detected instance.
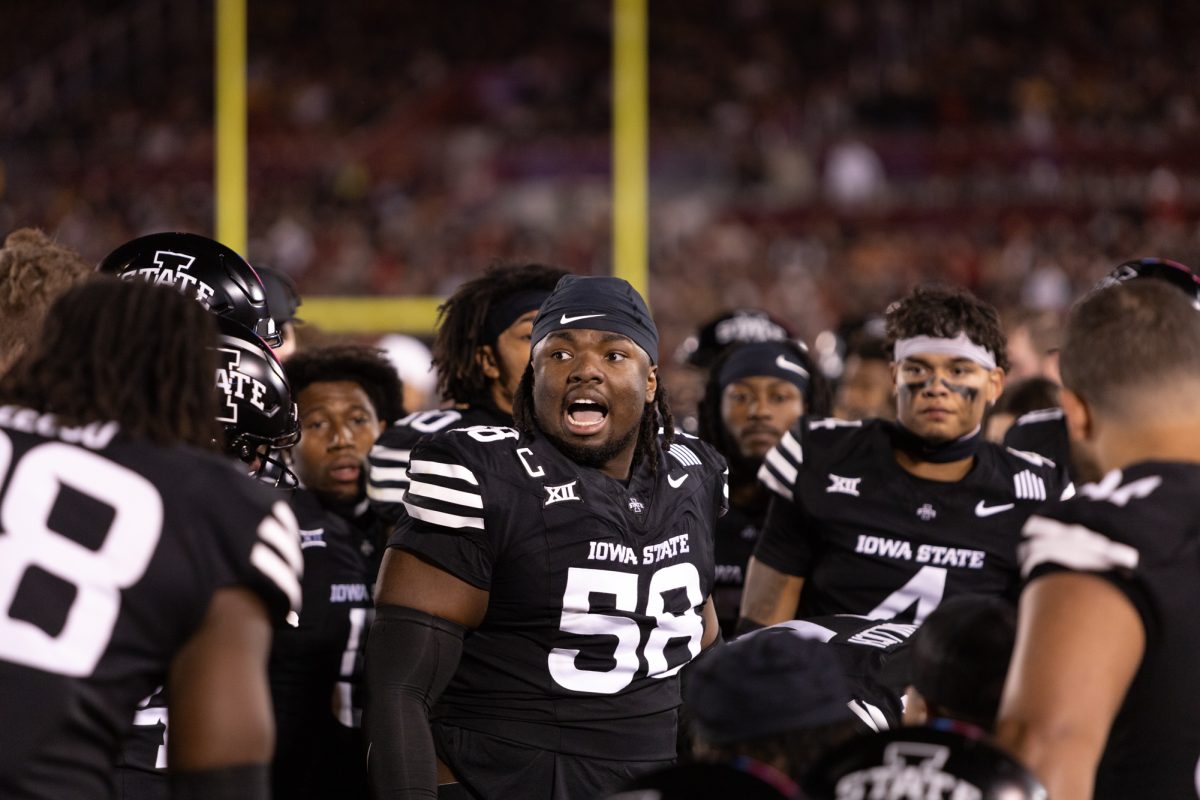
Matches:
[[564, 398, 609, 435], [328, 458, 361, 482]]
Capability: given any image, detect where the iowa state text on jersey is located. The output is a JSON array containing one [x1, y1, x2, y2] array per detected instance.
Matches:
[[755, 417, 1067, 622], [391, 424, 727, 761]]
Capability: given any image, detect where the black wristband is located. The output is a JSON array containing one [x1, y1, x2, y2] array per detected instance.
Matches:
[[170, 763, 269, 800]]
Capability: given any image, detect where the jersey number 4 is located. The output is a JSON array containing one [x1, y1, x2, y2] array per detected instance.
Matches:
[[549, 564, 704, 694], [0, 434, 164, 677]]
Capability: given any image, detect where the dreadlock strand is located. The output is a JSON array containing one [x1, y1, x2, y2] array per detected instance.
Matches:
[[0, 279, 223, 450]]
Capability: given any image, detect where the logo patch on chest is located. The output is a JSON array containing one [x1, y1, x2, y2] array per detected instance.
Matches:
[[827, 474, 862, 496], [544, 480, 581, 506]]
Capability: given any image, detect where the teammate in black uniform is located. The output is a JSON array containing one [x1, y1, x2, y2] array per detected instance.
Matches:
[[115, 317, 301, 799], [272, 345, 404, 799], [366, 275, 727, 800], [367, 263, 567, 519], [740, 285, 1068, 629], [697, 340, 830, 636], [0, 279, 301, 800], [997, 280, 1200, 799], [1003, 257, 1200, 485]]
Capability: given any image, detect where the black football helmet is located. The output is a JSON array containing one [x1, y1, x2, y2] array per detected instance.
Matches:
[[99, 232, 282, 347], [804, 726, 1047, 800], [675, 309, 797, 369], [212, 317, 300, 487], [1094, 257, 1200, 308]]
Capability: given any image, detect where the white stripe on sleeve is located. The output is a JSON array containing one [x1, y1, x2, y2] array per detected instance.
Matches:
[[403, 502, 485, 530], [407, 478, 484, 509], [758, 463, 795, 502], [251, 542, 302, 613], [1020, 515, 1140, 578], [409, 459, 479, 485]]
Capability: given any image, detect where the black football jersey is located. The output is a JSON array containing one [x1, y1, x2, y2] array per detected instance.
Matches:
[[114, 687, 169, 800], [367, 404, 511, 525], [391, 424, 727, 765], [0, 410, 301, 800], [752, 615, 916, 732], [1021, 462, 1200, 800], [113, 490, 376, 800], [712, 500, 765, 638], [1002, 407, 1072, 482], [270, 489, 375, 799], [755, 417, 1068, 622]]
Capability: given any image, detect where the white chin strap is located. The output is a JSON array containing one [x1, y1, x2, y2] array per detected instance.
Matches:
[[893, 333, 997, 370]]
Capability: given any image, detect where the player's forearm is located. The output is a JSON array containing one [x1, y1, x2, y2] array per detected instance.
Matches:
[[737, 557, 804, 628]]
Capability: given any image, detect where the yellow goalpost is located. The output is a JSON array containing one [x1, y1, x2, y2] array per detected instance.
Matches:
[[214, 0, 648, 334]]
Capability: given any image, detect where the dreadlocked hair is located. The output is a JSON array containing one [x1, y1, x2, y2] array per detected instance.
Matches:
[[433, 262, 567, 405], [511, 363, 675, 475], [0, 277, 223, 450], [0, 228, 94, 374], [697, 340, 831, 459]]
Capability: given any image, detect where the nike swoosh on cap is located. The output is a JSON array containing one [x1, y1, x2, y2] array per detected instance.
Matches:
[[975, 501, 1015, 517], [775, 354, 810, 378], [560, 313, 607, 324]]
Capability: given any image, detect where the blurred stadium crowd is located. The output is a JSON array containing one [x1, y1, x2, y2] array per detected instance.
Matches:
[[5, 0, 1200, 359]]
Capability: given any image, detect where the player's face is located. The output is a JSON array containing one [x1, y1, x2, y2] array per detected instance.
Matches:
[[721, 376, 805, 460], [294, 380, 386, 503], [531, 329, 657, 479], [893, 353, 1003, 442], [480, 310, 537, 415], [834, 355, 894, 421]]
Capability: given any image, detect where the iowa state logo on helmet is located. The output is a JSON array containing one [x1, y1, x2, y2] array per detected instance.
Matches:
[[121, 249, 218, 310], [97, 232, 282, 347], [215, 344, 269, 425]]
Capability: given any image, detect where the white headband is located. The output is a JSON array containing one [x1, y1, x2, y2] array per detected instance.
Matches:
[[894, 333, 997, 370]]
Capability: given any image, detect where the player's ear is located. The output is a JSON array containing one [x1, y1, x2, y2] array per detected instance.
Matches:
[[476, 345, 501, 381], [984, 366, 1005, 405], [1060, 388, 1093, 442], [889, 361, 900, 396], [644, 364, 658, 404]]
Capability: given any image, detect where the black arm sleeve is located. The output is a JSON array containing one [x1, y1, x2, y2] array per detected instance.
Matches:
[[364, 604, 467, 800], [170, 764, 268, 800]]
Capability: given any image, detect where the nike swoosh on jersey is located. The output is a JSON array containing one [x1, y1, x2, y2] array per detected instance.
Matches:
[[560, 313, 606, 324], [975, 501, 1015, 517], [667, 473, 689, 488]]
